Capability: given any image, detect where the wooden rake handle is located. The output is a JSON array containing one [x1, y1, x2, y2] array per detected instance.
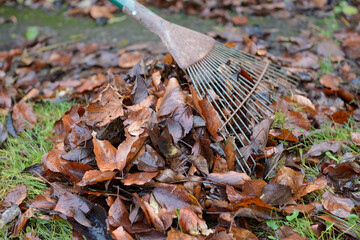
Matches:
[[109, 0, 167, 36]]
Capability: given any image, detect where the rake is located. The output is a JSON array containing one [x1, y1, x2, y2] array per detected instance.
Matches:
[[110, 0, 298, 173]]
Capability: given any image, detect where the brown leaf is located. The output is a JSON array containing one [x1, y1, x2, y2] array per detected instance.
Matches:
[[331, 110, 353, 124], [133, 144, 165, 172], [112, 226, 134, 240], [261, 183, 296, 206], [320, 74, 341, 90], [157, 78, 186, 117], [24, 232, 41, 240], [5, 185, 27, 205], [190, 86, 222, 141], [207, 171, 251, 189], [123, 171, 159, 185], [188, 155, 209, 175], [231, 226, 258, 240], [89, 5, 113, 19], [287, 111, 311, 130], [242, 179, 267, 198], [224, 136, 236, 171], [12, 207, 34, 236], [167, 107, 193, 144], [351, 132, 360, 146], [179, 208, 212, 236], [115, 135, 147, 170], [306, 140, 342, 157], [226, 185, 247, 204], [29, 194, 57, 210], [232, 15, 249, 25], [83, 84, 124, 127], [118, 51, 142, 68], [92, 132, 118, 171], [155, 169, 185, 183], [321, 191, 354, 218], [298, 178, 327, 197], [317, 41, 345, 60], [233, 198, 279, 220], [77, 170, 116, 186], [12, 102, 37, 132], [318, 214, 357, 238], [124, 106, 152, 136], [152, 185, 201, 214], [54, 192, 91, 227], [0, 91, 11, 115], [291, 94, 317, 115], [143, 201, 168, 231], [107, 197, 130, 229], [270, 167, 305, 195], [166, 228, 193, 240], [269, 129, 298, 142], [280, 233, 307, 240], [282, 204, 316, 215]]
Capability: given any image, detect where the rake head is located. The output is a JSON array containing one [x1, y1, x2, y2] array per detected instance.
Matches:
[[186, 42, 299, 173]]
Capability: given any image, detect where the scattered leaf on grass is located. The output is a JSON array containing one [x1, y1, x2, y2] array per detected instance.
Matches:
[[12, 101, 37, 132], [5, 185, 27, 205], [260, 183, 295, 205], [306, 140, 342, 157], [321, 191, 354, 218], [331, 110, 353, 124]]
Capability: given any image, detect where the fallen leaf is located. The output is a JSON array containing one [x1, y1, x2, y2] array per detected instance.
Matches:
[[207, 171, 252, 189], [321, 191, 354, 218], [270, 167, 305, 195], [291, 94, 317, 114], [287, 111, 311, 130], [331, 110, 353, 124], [157, 78, 185, 117], [84, 84, 124, 127], [29, 194, 57, 210], [242, 179, 267, 198], [306, 140, 342, 157], [152, 185, 201, 214], [298, 178, 327, 197], [112, 226, 134, 240], [260, 184, 295, 205], [12, 101, 37, 132], [115, 135, 147, 171], [123, 171, 159, 185], [118, 51, 142, 68], [92, 132, 118, 171], [269, 129, 298, 142], [166, 228, 193, 240], [350, 132, 360, 146], [179, 208, 212, 236], [77, 170, 116, 186], [233, 198, 279, 220], [320, 74, 341, 90], [226, 185, 247, 203], [231, 226, 258, 240], [5, 185, 27, 205], [190, 86, 222, 141], [12, 207, 34, 236], [318, 214, 358, 238], [282, 204, 316, 215], [224, 137, 236, 171], [188, 155, 209, 175], [133, 144, 165, 172]]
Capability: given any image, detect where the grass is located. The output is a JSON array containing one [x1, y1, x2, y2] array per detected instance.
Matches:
[[0, 101, 74, 239]]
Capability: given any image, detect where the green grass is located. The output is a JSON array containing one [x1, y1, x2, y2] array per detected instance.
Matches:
[[0, 101, 74, 239]]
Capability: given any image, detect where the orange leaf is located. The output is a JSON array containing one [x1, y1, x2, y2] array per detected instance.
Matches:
[[123, 171, 159, 185]]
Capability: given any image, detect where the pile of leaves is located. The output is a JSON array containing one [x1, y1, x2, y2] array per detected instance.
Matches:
[[1, 39, 360, 238]]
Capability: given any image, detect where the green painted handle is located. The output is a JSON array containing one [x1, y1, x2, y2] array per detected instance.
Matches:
[[109, 0, 164, 36], [109, 0, 126, 9]]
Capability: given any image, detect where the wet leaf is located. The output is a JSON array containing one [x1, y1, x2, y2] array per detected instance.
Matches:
[[306, 140, 342, 157], [331, 110, 353, 124], [152, 185, 201, 214], [133, 144, 165, 172], [233, 198, 279, 220], [188, 155, 209, 175], [178, 208, 212, 236], [321, 191, 354, 218], [298, 178, 327, 197], [12, 101, 37, 132], [226, 185, 247, 203], [115, 135, 147, 170], [207, 171, 251, 189], [270, 167, 305, 196], [190, 86, 222, 141], [55, 192, 92, 227], [123, 171, 159, 185], [166, 228, 193, 240], [77, 170, 116, 186], [5, 185, 27, 205], [29, 194, 57, 210], [118, 52, 142, 68], [112, 226, 134, 240], [83, 84, 124, 127], [260, 184, 295, 205]]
